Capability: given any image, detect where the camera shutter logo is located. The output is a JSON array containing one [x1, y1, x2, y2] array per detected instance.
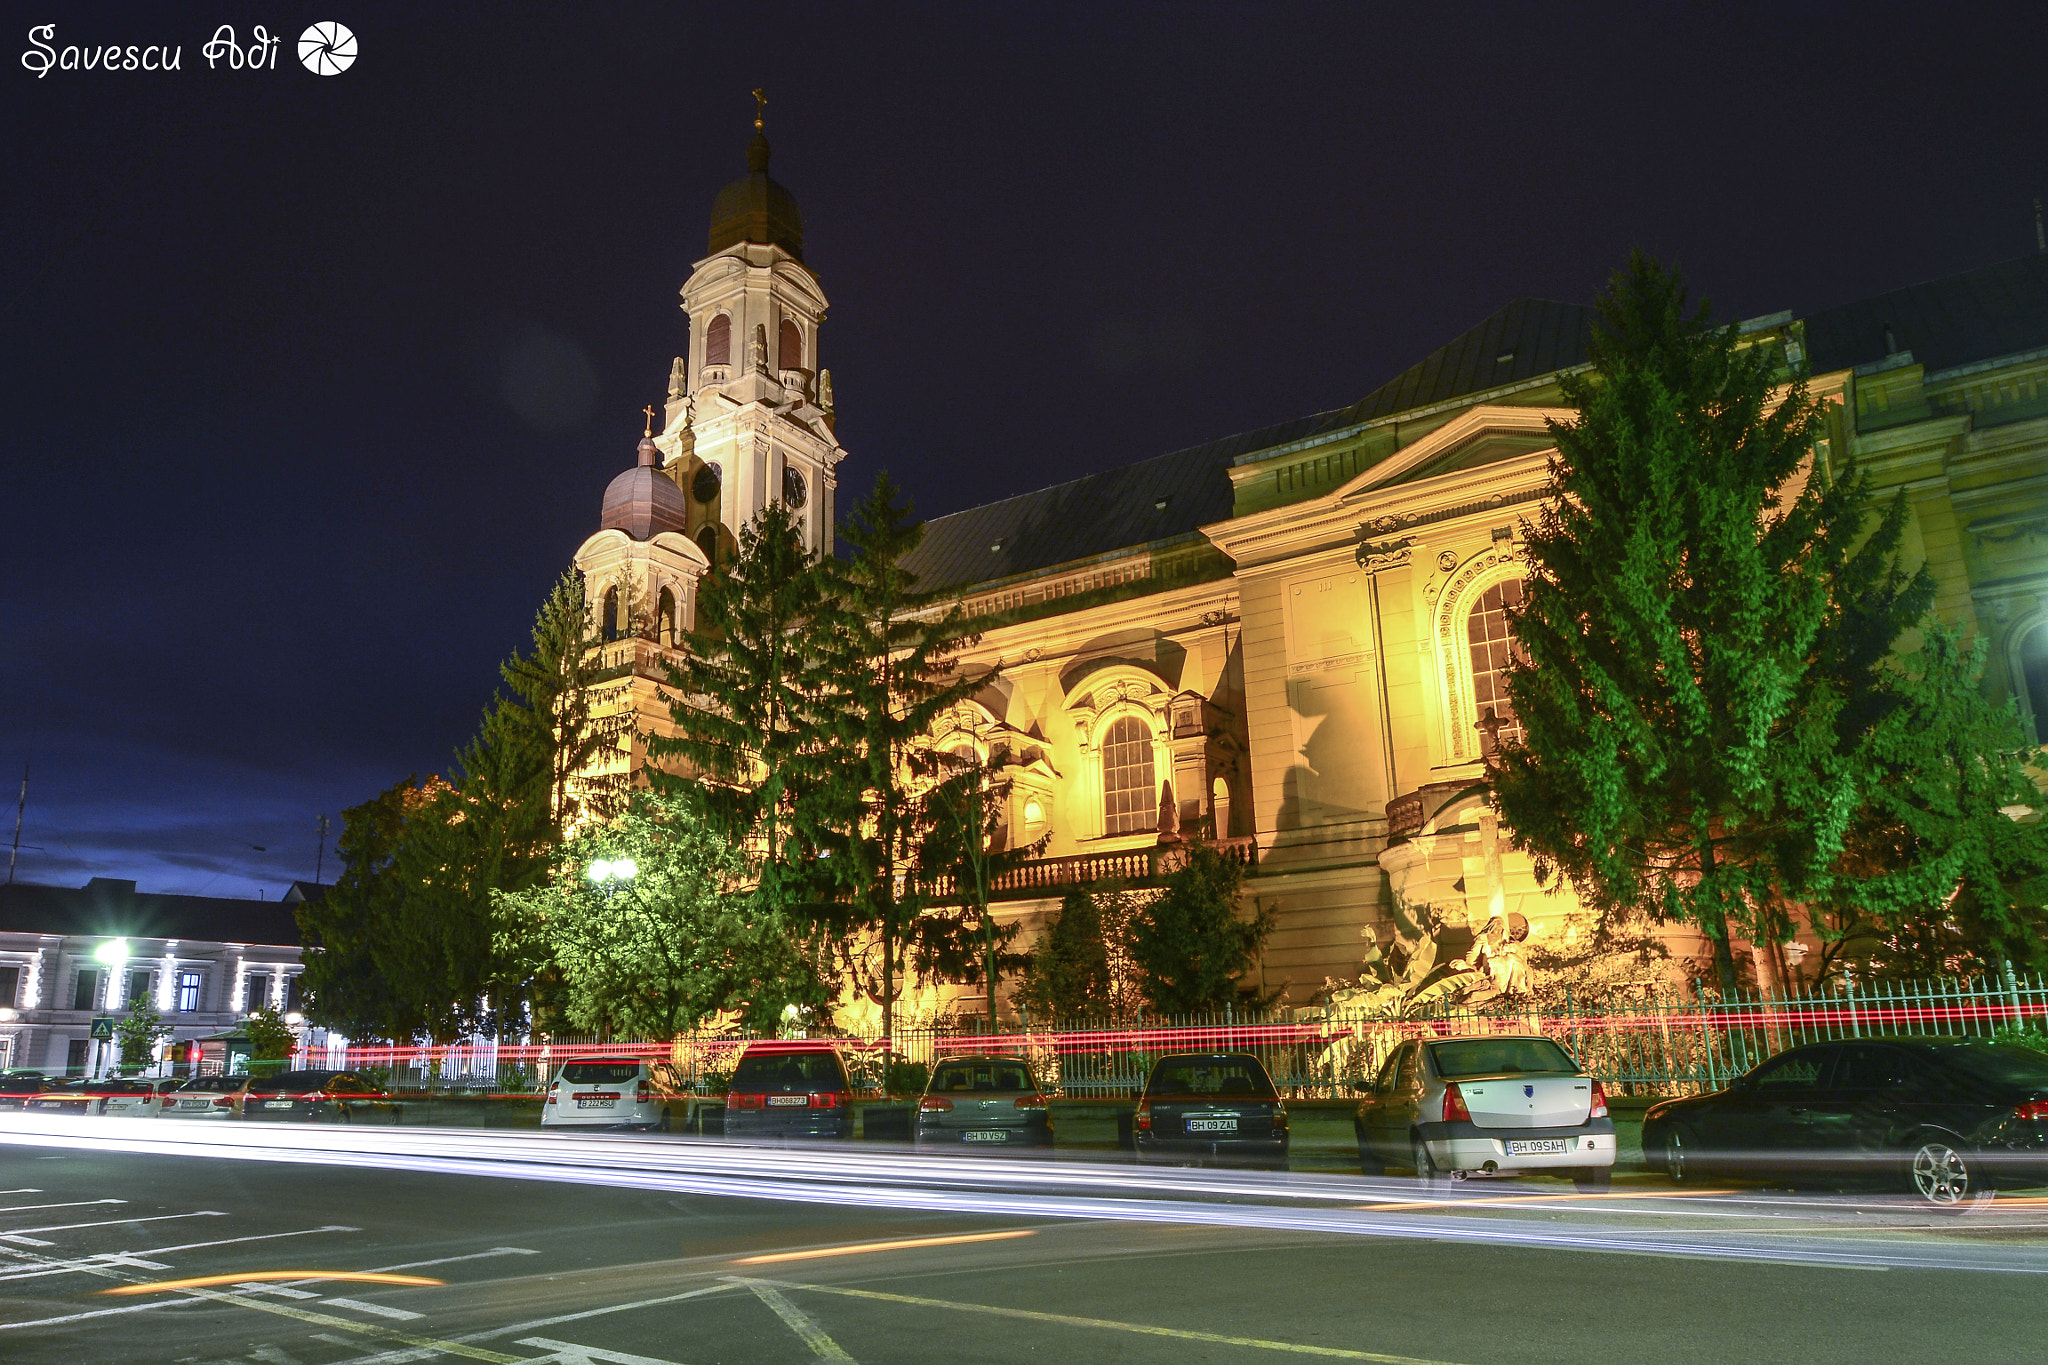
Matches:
[[298, 23, 356, 75]]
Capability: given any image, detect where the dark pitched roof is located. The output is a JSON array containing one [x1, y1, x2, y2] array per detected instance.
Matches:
[[1804, 252, 2048, 375], [900, 299, 1594, 594], [0, 878, 304, 946]]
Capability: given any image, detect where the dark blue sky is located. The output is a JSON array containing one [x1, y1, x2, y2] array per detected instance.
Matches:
[[3, 2, 2042, 898]]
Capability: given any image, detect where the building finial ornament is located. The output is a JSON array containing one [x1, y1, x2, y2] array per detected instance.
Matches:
[[753, 87, 767, 132], [641, 404, 657, 438]]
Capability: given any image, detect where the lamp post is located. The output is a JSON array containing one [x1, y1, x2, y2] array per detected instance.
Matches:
[[93, 939, 129, 1079], [587, 857, 637, 900]]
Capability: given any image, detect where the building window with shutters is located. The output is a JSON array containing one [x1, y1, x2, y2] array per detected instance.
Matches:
[[778, 318, 802, 370], [1466, 577, 1527, 756], [705, 313, 731, 368], [244, 974, 270, 1014], [126, 969, 152, 1010], [1101, 715, 1157, 836], [72, 967, 101, 1012]]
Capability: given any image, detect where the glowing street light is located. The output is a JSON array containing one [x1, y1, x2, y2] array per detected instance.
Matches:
[[94, 938, 129, 965], [586, 858, 637, 885]]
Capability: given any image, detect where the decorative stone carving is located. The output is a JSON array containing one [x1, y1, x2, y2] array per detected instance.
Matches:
[[1354, 535, 1414, 571], [749, 324, 768, 370], [667, 356, 687, 398], [818, 368, 834, 409]]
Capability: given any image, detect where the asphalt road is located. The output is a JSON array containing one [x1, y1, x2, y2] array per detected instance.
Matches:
[[3, 1122, 2046, 1365]]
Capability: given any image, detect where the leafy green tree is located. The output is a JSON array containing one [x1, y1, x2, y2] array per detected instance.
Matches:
[[1017, 888, 1116, 1022], [243, 1005, 299, 1069], [1492, 254, 1853, 997], [114, 997, 173, 1074], [1129, 844, 1274, 1014], [295, 778, 421, 1041], [919, 751, 1046, 1020], [493, 790, 824, 1036]]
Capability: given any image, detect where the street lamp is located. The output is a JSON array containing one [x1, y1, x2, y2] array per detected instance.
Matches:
[[94, 938, 129, 966], [587, 858, 636, 901]]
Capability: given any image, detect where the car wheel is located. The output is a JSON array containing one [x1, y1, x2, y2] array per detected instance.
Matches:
[[1358, 1139, 1385, 1177], [1666, 1125, 1697, 1184], [1573, 1167, 1612, 1192], [658, 1107, 673, 1134], [1907, 1138, 1973, 1205], [335, 1106, 352, 1126], [1411, 1135, 1441, 1186]]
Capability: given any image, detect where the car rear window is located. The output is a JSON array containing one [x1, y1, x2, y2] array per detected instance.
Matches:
[[248, 1072, 334, 1095], [1146, 1057, 1276, 1099], [172, 1076, 244, 1093], [97, 1081, 154, 1095], [0, 1075, 45, 1094], [561, 1062, 643, 1085], [930, 1060, 1035, 1094], [1429, 1038, 1579, 1078], [1946, 1044, 2048, 1090], [731, 1050, 846, 1093]]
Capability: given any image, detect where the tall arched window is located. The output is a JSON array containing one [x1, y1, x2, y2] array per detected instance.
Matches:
[[1101, 716, 1157, 835], [601, 586, 621, 642], [696, 525, 719, 569], [2021, 620, 2048, 746], [1466, 578, 1527, 755], [657, 587, 677, 646], [778, 318, 802, 370], [705, 314, 731, 368]]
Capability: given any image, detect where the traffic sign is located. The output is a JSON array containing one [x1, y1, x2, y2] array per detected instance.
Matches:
[[89, 1016, 115, 1039]]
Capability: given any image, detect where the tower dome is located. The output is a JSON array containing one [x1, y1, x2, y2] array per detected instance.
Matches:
[[707, 126, 804, 262], [600, 434, 689, 541]]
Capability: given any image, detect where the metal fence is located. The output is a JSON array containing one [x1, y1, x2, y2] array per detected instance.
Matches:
[[302, 965, 2048, 1099]]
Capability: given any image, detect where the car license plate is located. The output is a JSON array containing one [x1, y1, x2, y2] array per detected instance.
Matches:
[[962, 1130, 1008, 1142], [265, 1100, 294, 1109], [766, 1095, 808, 1107], [1186, 1117, 1238, 1133], [575, 1096, 616, 1109], [1506, 1139, 1570, 1155]]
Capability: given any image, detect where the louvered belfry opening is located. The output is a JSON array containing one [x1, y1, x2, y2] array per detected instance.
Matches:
[[778, 318, 802, 370], [705, 314, 731, 368]]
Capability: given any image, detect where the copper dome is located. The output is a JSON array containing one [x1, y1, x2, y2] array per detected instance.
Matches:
[[707, 132, 804, 262], [600, 436, 689, 541]]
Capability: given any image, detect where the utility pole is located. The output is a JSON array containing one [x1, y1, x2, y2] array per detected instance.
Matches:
[[314, 813, 331, 885], [6, 760, 25, 886]]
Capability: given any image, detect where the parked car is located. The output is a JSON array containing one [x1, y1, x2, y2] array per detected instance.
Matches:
[[722, 1041, 854, 1141], [241, 1070, 400, 1124], [159, 1074, 257, 1120], [1642, 1037, 2048, 1204], [99, 1077, 182, 1117], [26, 1078, 104, 1116], [1133, 1052, 1289, 1170], [914, 1054, 1053, 1151], [0, 1071, 56, 1111], [1355, 1035, 1615, 1190], [541, 1058, 679, 1133]]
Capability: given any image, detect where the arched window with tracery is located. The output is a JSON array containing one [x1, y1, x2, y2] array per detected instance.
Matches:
[[657, 587, 677, 646], [601, 585, 621, 643], [778, 318, 802, 370], [1466, 578, 1527, 756], [1101, 715, 1157, 835], [705, 314, 731, 368]]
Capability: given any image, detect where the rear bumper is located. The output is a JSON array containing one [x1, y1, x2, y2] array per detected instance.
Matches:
[[723, 1112, 853, 1140], [1417, 1117, 1617, 1173], [1134, 1133, 1289, 1168], [541, 1103, 664, 1128], [913, 1120, 1054, 1150]]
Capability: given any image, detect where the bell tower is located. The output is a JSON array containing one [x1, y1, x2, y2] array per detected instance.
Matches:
[[656, 92, 843, 563]]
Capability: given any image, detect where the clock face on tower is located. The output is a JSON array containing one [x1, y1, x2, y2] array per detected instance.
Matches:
[[692, 463, 721, 504], [783, 465, 808, 510]]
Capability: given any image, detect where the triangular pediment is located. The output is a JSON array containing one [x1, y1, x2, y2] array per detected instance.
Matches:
[[1333, 405, 1571, 503]]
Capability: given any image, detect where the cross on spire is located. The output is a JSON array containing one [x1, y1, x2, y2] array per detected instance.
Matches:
[[752, 87, 767, 131], [641, 404, 657, 437]]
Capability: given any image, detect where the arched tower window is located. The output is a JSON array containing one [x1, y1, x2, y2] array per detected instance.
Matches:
[[1466, 578, 1527, 756], [696, 525, 719, 569], [657, 587, 677, 647], [705, 314, 731, 368], [778, 318, 802, 370], [1101, 715, 1157, 836], [601, 585, 621, 643], [2020, 619, 2048, 746]]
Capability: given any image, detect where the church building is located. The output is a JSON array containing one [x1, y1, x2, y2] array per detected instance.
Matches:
[[569, 116, 2048, 1023]]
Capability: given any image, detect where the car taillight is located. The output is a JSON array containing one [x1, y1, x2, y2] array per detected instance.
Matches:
[[637, 1083, 651, 1104], [1442, 1083, 1470, 1123], [2015, 1099, 2048, 1122], [1588, 1080, 1609, 1119], [728, 1092, 764, 1109], [920, 1096, 953, 1111], [1135, 1100, 1151, 1131], [1014, 1094, 1047, 1111], [213, 1096, 233, 1109], [546, 1084, 557, 1105], [811, 1092, 844, 1109]]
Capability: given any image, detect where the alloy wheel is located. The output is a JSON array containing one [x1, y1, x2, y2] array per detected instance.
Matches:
[[1412, 1137, 1440, 1185], [1667, 1127, 1692, 1183], [1910, 1141, 1971, 1205]]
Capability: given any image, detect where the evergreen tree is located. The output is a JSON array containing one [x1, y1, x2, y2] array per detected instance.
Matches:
[[1492, 253, 1849, 997], [295, 778, 419, 1041], [493, 791, 825, 1037], [1017, 888, 1116, 1022], [1128, 843, 1274, 1014], [918, 751, 1047, 1019]]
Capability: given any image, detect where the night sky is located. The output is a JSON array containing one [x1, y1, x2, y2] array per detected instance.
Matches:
[[3, 3, 2042, 898]]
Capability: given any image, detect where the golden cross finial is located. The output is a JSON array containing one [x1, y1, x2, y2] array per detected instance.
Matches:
[[641, 404, 657, 437], [752, 87, 767, 131]]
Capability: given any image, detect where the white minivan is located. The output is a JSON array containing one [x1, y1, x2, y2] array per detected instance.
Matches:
[[541, 1058, 675, 1132]]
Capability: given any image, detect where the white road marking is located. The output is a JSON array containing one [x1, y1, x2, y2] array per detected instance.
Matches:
[[0, 1224, 361, 1282], [740, 1281, 857, 1362], [249, 1346, 306, 1365], [326, 1297, 426, 1321], [0, 1209, 226, 1242], [0, 1297, 205, 1330], [236, 1283, 323, 1299], [467, 1283, 738, 1342], [368, 1246, 541, 1273], [515, 1337, 694, 1365], [0, 1188, 42, 1194], [0, 1198, 125, 1214]]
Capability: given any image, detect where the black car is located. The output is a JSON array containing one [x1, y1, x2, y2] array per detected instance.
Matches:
[[722, 1042, 854, 1141], [1133, 1052, 1289, 1170], [241, 1070, 400, 1124], [915, 1054, 1054, 1151], [1643, 1037, 2048, 1203], [25, 1078, 102, 1116], [0, 1071, 57, 1110]]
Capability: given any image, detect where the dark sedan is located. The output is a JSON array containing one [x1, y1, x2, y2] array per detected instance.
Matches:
[[915, 1054, 1054, 1151], [240, 1070, 400, 1124], [1133, 1052, 1289, 1170], [722, 1041, 854, 1141], [1643, 1037, 2048, 1203], [0, 1071, 55, 1110], [25, 1078, 103, 1116]]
